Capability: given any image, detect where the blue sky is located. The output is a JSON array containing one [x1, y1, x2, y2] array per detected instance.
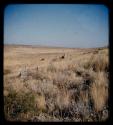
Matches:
[[4, 4, 109, 48]]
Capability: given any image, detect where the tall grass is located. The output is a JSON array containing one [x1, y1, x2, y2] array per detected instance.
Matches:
[[83, 53, 109, 72], [90, 71, 108, 112]]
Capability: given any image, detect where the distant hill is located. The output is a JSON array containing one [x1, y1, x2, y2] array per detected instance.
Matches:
[[4, 43, 108, 49]]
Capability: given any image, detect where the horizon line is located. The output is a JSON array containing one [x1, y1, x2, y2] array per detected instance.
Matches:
[[4, 43, 108, 49]]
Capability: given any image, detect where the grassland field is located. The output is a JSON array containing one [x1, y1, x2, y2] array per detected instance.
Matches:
[[4, 45, 109, 122]]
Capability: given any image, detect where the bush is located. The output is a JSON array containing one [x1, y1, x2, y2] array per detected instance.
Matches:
[[4, 69, 11, 75], [4, 90, 35, 120], [47, 63, 57, 72]]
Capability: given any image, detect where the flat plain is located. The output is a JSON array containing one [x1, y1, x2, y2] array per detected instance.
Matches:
[[4, 44, 109, 121]]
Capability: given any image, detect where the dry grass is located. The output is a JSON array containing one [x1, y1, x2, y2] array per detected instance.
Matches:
[[83, 53, 109, 72], [4, 45, 109, 122], [56, 90, 70, 109], [35, 94, 46, 112], [90, 71, 108, 112]]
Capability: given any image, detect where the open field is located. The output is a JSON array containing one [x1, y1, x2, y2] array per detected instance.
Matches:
[[4, 44, 109, 122]]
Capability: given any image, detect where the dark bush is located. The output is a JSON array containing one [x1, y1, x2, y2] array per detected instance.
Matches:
[[4, 90, 35, 120]]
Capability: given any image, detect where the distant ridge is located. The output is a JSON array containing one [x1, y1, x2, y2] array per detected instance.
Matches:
[[4, 43, 79, 49], [4, 43, 108, 49]]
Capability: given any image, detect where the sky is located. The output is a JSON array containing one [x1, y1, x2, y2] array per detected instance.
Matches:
[[4, 4, 109, 48]]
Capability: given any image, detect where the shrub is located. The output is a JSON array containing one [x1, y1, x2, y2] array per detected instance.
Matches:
[[47, 63, 57, 72], [4, 69, 11, 75], [4, 90, 35, 120]]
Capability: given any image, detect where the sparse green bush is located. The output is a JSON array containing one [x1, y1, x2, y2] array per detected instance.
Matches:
[[4, 90, 35, 120]]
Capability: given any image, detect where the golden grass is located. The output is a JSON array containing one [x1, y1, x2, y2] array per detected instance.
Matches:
[[90, 71, 108, 112], [83, 51, 109, 72], [80, 90, 89, 105], [4, 45, 109, 121], [56, 90, 70, 109], [35, 94, 46, 112]]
